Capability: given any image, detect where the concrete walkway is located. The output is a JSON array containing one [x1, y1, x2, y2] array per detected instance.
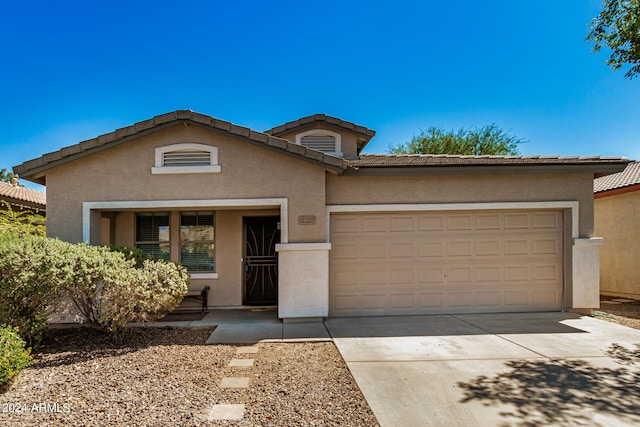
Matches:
[[325, 312, 640, 427]]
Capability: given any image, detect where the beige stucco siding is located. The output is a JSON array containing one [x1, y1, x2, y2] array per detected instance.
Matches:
[[45, 124, 327, 243], [326, 173, 595, 237], [595, 191, 640, 299]]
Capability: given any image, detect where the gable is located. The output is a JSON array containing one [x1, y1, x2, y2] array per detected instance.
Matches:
[[14, 110, 349, 184]]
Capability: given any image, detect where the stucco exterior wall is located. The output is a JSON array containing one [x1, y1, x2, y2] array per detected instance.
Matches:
[[595, 190, 640, 299], [326, 172, 595, 237], [44, 124, 327, 244]]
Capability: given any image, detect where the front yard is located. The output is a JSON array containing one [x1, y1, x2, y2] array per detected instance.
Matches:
[[2, 296, 639, 426], [0, 327, 378, 426]]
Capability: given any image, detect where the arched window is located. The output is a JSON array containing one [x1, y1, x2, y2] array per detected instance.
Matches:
[[151, 143, 221, 174], [295, 130, 342, 157]]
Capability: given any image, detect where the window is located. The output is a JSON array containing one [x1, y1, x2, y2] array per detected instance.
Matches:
[[151, 143, 221, 174], [295, 129, 342, 156], [136, 213, 170, 260], [180, 212, 215, 272]]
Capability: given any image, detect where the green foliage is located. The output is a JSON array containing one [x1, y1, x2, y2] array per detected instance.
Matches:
[[0, 201, 46, 236], [0, 325, 33, 385], [94, 258, 190, 333], [0, 233, 76, 346], [0, 168, 20, 184], [587, 0, 640, 79], [109, 245, 152, 267], [0, 233, 190, 345], [389, 124, 523, 155]]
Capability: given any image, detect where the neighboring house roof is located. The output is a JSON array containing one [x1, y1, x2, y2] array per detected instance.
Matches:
[[0, 179, 46, 212], [594, 161, 640, 196], [264, 114, 376, 153], [13, 110, 351, 183]]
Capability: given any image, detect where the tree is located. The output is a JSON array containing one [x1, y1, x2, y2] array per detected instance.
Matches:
[[586, 0, 640, 79], [0, 168, 20, 184], [388, 124, 524, 156]]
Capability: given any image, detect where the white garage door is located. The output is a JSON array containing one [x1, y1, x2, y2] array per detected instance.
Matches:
[[329, 210, 564, 316]]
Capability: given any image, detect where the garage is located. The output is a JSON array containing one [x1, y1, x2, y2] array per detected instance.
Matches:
[[329, 209, 564, 316]]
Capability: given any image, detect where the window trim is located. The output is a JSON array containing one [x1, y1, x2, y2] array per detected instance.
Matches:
[[151, 143, 221, 174], [295, 129, 342, 157]]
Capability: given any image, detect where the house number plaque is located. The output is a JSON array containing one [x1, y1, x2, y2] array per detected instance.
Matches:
[[298, 215, 316, 225]]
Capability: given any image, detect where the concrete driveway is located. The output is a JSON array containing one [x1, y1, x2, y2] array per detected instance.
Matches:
[[324, 312, 640, 427]]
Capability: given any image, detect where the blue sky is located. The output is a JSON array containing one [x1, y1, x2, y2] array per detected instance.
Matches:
[[1, 1, 638, 191]]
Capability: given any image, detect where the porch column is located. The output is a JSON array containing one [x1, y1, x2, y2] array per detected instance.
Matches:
[[275, 243, 331, 319], [572, 238, 604, 309]]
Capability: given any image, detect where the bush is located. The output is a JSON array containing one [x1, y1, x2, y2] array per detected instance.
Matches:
[[0, 325, 33, 386], [67, 245, 189, 333], [0, 233, 76, 346], [0, 232, 190, 344], [95, 258, 190, 333], [0, 201, 46, 236]]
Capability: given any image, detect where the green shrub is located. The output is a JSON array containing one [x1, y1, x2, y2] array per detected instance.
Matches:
[[109, 245, 152, 267], [1, 233, 190, 344], [95, 258, 190, 333], [0, 324, 33, 386], [0, 233, 76, 346], [0, 201, 46, 236]]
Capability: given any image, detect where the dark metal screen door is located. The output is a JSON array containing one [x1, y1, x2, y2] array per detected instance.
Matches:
[[244, 217, 280, 305]]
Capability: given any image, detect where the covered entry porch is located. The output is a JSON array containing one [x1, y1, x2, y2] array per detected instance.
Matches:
[[82, 198, 331, 319]]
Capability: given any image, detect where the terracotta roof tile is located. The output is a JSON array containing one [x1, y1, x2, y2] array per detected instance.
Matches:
[[594, 161, 640, 193], [0, 181, 46, 207]]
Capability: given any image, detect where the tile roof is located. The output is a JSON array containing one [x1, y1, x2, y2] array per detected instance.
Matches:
[[0, 180, 46, 207], [13, 111, 350, 182], [351, 154, 630, 168], [264, 114, 376, 140], [594, 161, 640, 193]]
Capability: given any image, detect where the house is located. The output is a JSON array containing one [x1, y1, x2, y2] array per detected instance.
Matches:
[[594, 161, 640, 300], [13, 110, 629, 320], [0, 178, 46, 215]]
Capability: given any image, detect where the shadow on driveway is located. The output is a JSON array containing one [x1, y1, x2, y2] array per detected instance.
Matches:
[[458, 343, 640, 427]]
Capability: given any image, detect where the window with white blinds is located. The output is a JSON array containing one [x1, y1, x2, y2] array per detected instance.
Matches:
[[180, 212, 215, 272], [135, 213, 170, 260]]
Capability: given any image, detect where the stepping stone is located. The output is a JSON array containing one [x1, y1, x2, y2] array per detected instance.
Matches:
[[220, 377, 249, 388], [208, 403, 245, 421], [229, 358, 254, 367], [236, 345, 259, 354]]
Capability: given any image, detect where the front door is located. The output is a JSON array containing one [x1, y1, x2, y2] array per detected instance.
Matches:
[[244, 217, 280, 305]]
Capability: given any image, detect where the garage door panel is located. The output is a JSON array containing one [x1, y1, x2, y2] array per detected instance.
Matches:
[[329, 210, 564, 316]]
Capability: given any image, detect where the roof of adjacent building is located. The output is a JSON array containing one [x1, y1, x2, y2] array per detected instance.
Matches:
[[594, 161, 640, 193], [0, 180, 46, 208]]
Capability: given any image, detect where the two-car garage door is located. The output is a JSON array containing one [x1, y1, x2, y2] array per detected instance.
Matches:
[[329, 210, 564, 316]]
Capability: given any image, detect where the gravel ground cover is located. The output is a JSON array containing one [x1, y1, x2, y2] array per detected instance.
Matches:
[[0, 327, 378, 426], [593, 296, 640, 330]]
